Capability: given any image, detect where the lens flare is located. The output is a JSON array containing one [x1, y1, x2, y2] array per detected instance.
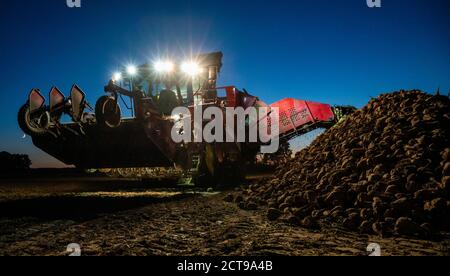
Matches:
[[154, 61, 174, 73], [126, 65, 138, 76], [181, 62, 202, 76]]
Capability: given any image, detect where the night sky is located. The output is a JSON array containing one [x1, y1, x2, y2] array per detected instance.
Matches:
[[0, 0, 449, 168]]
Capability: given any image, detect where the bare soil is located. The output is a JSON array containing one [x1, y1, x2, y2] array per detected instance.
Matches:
[[0, 177, 448, 256]]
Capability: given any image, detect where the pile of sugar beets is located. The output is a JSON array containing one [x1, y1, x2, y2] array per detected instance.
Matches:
[[236, 90, 450, 238]]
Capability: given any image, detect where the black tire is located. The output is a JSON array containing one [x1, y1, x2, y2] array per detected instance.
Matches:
[[216, 162, 246, 188], [195, 151, 215, 187], [95, 96, 121, 129], [196, 162, 246, 188], [195, 145, 246, 188], [18, 103, 48, 136]]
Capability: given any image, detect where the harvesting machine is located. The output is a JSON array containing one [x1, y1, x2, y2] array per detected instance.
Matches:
[[18, 52, 354, 184]]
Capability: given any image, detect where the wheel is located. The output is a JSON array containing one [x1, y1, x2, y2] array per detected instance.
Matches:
[[95, 96, 121, 129], [18, 103, 49, 136], [195, 154, 216, 187], [195, 144, 246, 188]]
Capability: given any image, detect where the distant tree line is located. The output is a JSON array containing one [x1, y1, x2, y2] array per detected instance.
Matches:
[[0, 151, 31, 172]]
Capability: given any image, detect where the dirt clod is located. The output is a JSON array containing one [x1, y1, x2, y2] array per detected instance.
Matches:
[[395, 217, 421, 236], [267, 208, 282, 221]]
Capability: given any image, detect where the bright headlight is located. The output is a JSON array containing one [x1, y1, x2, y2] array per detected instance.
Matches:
[[154, 61, 174, 73], [112, 72, 122, 82], [181, 62, 202, 76], [126, 65, 138, 76]]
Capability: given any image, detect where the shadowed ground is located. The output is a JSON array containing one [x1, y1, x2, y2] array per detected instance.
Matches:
[[0, 176, 448, 256]]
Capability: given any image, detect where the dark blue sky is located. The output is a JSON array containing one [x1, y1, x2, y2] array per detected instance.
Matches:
[[0, 0, 449, 167]]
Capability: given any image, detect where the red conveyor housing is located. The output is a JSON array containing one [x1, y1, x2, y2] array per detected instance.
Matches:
[[270, 98, 336, 141]]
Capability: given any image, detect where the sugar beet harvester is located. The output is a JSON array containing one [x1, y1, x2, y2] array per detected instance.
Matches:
[[18, 52, 354, 184]]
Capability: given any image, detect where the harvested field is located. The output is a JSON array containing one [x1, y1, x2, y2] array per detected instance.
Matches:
[[0, 177, 448, 256]]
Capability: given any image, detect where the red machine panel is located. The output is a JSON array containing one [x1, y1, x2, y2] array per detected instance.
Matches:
[[306, 101, 336, 122], [270, 98, 335, 137]]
